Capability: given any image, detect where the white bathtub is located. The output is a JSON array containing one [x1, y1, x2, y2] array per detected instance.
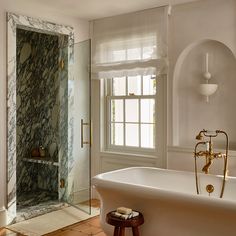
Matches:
[[92, 167, 236, 236]]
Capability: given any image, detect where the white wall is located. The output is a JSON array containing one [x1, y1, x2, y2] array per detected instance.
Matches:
[[91, 0, 236, 178], [0, 0, 89, 225], [177, 41, 236, 148], [168, 0, 236, 172]]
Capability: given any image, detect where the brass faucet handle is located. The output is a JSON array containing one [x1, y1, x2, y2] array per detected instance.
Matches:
[[195, 151, 206, 157], [213, 152, 226, 159]]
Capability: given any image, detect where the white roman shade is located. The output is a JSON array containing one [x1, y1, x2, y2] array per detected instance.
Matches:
[[91, 7, 168, 79]]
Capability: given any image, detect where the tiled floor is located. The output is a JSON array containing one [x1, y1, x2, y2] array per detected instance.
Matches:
[[0, 200, 107, 236], [0, 228, 25, 236], [46, 216, 106, 236]]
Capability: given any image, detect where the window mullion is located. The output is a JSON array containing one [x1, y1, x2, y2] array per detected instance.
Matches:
[[123, 98, 126, 146], [124, 76, 127, 147], [126, 76, 128, 96], [111, 78, 113, 96], [141, 75, 143, 95], [108, 95, 155, 99], [138, 98, 141, 148], [107, 97, 111, 146]]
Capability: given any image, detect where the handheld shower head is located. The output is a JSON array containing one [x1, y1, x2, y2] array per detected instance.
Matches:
[[196, 132, 203, 140]]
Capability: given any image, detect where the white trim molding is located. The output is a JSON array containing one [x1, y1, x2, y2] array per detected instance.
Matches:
[[167, 145, 236, 176], [0, 207, 6, 227]]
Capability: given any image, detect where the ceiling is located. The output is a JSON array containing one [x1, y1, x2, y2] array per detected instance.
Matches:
[[7, 0, 201, 20]]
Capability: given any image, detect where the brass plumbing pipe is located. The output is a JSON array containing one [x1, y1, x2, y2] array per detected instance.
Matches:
[[194, 141, 207, 194], [216, 130, 229, 198]]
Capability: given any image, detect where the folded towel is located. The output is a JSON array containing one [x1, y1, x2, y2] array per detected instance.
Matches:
[[111, 210, 139, 220], [117, 207, 132, 215]]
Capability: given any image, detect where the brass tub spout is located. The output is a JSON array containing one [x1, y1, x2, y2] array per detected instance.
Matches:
[[202, 159, 213, 174]]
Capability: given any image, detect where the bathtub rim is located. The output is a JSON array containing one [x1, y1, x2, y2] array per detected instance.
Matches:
[[92, 167, 236, 212]]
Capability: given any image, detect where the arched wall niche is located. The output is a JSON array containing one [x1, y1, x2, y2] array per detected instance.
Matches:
[[172, 39, 236, 149]]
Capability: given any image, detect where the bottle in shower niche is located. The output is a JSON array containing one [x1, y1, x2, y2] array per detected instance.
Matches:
[[39, 146, 46, 157]]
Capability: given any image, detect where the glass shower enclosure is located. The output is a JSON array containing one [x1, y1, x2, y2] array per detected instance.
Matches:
[[59, 39, 92, 214]]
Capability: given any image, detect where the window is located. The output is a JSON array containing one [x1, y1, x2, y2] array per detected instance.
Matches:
[[92, 7, 167, 156], [106, 74, 157, 152]]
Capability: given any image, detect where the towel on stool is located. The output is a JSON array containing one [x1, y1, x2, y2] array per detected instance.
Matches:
[[111, 210, 139, 220], [117, 207, 132, 215]]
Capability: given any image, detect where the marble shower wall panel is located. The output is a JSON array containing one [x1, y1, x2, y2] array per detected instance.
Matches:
[[7, 12, 74, 223], [16, 29, 60, 194]]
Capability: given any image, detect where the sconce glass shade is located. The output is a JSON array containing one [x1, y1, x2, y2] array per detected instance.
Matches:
[[199, 83, 218, 96]]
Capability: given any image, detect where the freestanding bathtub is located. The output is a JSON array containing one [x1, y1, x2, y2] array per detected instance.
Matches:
[[92, 167, 236, 236]]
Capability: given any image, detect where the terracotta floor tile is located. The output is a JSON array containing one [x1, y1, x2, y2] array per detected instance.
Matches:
[[45, 229, 64, 236], [87, 217, 101, 228], [48, 229, 88, 236], [72, 223, 102, 235], [94, 232, 107, 236], [70, 223, 90, 230], [0, 228, 24, 236]]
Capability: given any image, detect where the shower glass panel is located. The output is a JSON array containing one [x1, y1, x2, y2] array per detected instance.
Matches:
[[60, 40, 91, 214]]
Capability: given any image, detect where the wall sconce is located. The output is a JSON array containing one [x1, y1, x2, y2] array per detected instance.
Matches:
[[198, 53, 218, 102]]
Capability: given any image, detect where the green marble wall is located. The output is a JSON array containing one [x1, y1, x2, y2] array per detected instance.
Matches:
[[16, 28, 60, 201]]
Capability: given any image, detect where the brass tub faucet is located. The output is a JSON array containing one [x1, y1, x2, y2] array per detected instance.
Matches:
[[194, 130, 229, 198]]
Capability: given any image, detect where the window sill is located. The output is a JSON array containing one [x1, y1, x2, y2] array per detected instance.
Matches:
[[100, 150, 158, 160]]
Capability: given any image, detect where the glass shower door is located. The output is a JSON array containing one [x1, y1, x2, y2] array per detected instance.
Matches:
[[60, 39, 91, 214]]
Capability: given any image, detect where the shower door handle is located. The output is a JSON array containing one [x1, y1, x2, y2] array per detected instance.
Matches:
[[81, 119, 92, 148]]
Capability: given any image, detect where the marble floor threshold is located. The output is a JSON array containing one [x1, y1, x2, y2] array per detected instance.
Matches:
[[16, 200, 68, 223], [15, 191, 67, 223], [0, 199, 106, 236]]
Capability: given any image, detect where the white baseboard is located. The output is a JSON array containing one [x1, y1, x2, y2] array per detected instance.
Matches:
[[91, 187, 99, 200], [0, 207, 6, 227], [72, 188, 90, 203]]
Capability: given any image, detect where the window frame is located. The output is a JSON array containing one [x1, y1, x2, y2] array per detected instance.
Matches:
[[105, 76, 158, 155]]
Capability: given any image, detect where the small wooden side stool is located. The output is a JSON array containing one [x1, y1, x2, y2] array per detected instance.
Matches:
[[106, 211, 144, 236]]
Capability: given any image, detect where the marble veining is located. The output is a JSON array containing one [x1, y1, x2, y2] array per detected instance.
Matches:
[[15, 193, 67, 223], [22, 158, 59, 166], [16, 29, 60, 196], [7, 12, 74, 224]]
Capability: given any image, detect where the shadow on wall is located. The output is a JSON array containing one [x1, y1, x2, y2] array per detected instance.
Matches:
[[172, 39, 236, 149]]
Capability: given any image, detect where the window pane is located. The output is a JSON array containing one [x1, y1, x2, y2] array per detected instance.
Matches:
[[112, 50, 126, 62], [142, 46, 155, 59], [111, 99, 123, 122], [143, 75, 156, 95], [111, 123, 124, 145], [127, 48, 141, 60], [141, 99, 155, 123], [128, 76, 141, 95], [125, 99, 139, 122], [126, 124, 139, 147], [113, 77, 126, 96], [141, 124, 154, 148]]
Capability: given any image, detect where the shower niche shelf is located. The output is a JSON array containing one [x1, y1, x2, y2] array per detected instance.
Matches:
[[22, 157, 59, 166]]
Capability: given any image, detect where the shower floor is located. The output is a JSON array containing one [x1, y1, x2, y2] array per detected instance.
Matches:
[[16, 190, 68, 223]]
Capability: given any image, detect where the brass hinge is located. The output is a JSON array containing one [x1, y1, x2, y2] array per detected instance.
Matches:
[[59, 59, 64, 69], [60, 179, 65, 188]]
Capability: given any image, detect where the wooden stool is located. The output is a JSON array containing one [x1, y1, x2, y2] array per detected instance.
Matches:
[[106, 211, 144, 236]]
